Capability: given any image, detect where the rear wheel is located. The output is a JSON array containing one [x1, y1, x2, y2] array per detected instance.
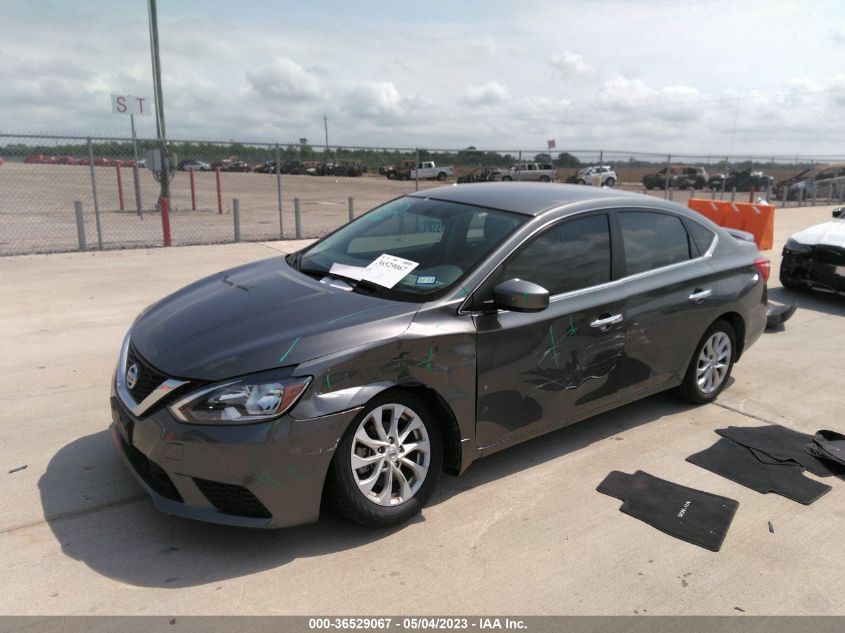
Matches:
[[605, 177, 616, 187], [676, 320, 736, 404], [436, 172, 447, 181], [502, 176, 512, 181], [327, 391, 442, 527]]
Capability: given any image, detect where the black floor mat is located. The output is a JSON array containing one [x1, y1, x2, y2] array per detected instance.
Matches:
[[806, 430, 845, 467], [716, 425, 845, 477], [687, 438, 831, 505], [597, 470, 738, 552]]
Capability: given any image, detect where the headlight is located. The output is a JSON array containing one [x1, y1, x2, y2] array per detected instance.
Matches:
[[170, 372, 312, 425], [784, 237, 811, 254]]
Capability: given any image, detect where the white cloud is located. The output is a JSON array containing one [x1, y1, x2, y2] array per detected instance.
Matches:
[[551, 51, 594, 77], [463, 82, 510, 106], [245, 58, 321, 102]]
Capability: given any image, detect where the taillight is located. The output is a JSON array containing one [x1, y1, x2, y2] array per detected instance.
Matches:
[[753, 256, 771, 283]]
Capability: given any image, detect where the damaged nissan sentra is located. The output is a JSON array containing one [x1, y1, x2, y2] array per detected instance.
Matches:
[[110, 183, 768, 529]]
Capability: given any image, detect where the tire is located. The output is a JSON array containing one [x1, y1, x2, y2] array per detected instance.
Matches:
[[779, 261, 803, 291], [436, 172, 447, 181], [577, 179, 586, 185], [327, 391, 443, 527], [502, 176, 512, 181], [676, 320, 736, 404], [539, 175, 550, 182], [605, 177, 616, 187]]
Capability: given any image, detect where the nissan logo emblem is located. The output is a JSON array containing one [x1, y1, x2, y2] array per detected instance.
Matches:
[[126, 363, 139, 390]]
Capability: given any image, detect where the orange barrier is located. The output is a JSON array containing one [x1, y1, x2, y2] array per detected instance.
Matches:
[[687, 198, 774, 251]]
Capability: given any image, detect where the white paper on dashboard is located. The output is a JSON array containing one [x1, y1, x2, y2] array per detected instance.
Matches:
[[363, 254, 419, 288], [328, 262, 368, 281]]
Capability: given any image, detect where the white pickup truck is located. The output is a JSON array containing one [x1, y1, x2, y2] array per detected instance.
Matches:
[[410, 161, 454, 181], [495, 163, 556, 182]]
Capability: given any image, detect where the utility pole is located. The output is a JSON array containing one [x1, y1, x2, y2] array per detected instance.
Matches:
[[323, 114, 329, 161], [148, 0, 170, 199]]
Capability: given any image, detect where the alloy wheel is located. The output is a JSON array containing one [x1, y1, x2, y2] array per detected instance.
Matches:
[[350, 403, 431, 507], [696, 332, 732, 394]]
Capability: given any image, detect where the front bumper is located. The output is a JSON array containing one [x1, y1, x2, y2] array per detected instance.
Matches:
[[782, 249, 845, 295], [110, 389, 360, 528]]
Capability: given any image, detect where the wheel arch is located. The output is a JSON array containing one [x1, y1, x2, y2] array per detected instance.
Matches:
[[369, 383, 463, 476], [714, 311, 746, 361]]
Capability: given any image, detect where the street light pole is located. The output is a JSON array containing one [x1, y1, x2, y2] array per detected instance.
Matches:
[[147, 0, 170, 200]]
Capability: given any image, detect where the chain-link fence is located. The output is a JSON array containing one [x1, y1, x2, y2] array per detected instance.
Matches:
[[2, 133, 844, 256]]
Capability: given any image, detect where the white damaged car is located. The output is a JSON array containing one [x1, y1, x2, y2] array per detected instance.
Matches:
[[780, 207, 845, 295]]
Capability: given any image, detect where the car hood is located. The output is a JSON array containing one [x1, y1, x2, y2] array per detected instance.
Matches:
[[129, 256, 419, 381], [791, 220, 845, 249]]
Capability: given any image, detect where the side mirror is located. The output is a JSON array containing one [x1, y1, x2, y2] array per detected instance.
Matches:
[[832, 207, 844, 218], [492, 278, 549, 313]]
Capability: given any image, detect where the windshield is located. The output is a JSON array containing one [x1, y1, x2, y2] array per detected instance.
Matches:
[[292, 196, 526, 300]]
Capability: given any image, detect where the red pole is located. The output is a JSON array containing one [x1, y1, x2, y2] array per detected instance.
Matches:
[[215, 167, 223, 214], [190, 168, 196, 210], [159, 196, 172, 246], [116, 164, 125, 211]]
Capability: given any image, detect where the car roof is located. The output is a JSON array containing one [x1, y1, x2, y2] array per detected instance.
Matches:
[[407, 182, 662, 216]]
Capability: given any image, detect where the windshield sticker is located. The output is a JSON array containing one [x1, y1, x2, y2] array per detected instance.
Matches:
[[362, 254, 419, 288], [415, 275, 437, 285]]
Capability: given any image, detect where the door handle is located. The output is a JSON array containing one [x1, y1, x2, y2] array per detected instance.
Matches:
[[590, 313, 623, 329], [688, 288, 712, 302]]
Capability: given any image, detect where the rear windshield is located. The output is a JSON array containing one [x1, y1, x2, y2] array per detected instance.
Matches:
[[291, 196, 527, 301]]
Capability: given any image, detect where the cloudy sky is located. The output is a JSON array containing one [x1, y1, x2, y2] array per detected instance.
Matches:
[[3, 0, 845, 157]]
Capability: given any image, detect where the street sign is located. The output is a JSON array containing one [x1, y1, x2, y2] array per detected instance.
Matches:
[[111, 94, 151, 116]]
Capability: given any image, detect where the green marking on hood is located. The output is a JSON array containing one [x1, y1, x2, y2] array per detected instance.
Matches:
[[278, 336, 301, 363]]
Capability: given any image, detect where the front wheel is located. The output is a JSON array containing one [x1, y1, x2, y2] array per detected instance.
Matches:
[[501, 175, 512, 181], [604, 177, 616, 187], [676, 320, 736, 404], [327, 391, 443, 527], [539, 175, 550, 182]]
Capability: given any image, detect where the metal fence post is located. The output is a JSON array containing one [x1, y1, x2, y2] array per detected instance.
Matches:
[[781, 185, 788, 208], [216, 167, 223, 214], [730, 187, 736, 202], [798, 188, 805, 207], [711, 188, 716, 200], [721, 159, 727, 200], [664, 154, 671, 200], [348, 196, 354, 223], [812, 189, 817, 206], [133, 164, 144, 220], [87, 137, 104, 249], [415, 148, 419, 192], [294, 197, 302, 238], [276, 143, 284, 239], [74, 201, 86, 251], [233, 198, 241, 242], [839, 185, 845, 204]]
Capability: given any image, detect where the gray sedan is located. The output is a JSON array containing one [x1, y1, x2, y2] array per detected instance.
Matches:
[[110, 183, 768, 528]]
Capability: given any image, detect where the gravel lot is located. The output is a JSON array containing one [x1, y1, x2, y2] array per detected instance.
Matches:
[[0, 162, 818, 256]]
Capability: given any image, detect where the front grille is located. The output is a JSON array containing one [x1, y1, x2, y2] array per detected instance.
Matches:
[[812, 245, 845, 266], [126, 345, 168, 404], [119, 435, 183, 502], [193, 478, 272, 519]]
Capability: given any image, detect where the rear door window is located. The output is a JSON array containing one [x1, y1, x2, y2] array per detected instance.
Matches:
[[619, 211, 692, 275]]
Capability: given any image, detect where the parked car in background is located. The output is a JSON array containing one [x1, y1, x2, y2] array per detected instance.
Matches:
[[110, 183, 768, 530], [575, 165, 617, 187], [676, 167, 709, 189], [729, 169, 773, 192], [456, 166, 502, 183], [213, 160, 252, 172], [643, 165, 707, 190], [775, 164, 845, 201], [410, 161, 453, 181], [24, 154, 58, 164], [384, 160, 418, 180], [495, 163, 556, 182], [780, 207, 845, 295], [178, 159, 211, 171]]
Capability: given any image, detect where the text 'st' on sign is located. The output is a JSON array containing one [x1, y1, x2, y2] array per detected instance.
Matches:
[[110, 94, 152, 116]]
